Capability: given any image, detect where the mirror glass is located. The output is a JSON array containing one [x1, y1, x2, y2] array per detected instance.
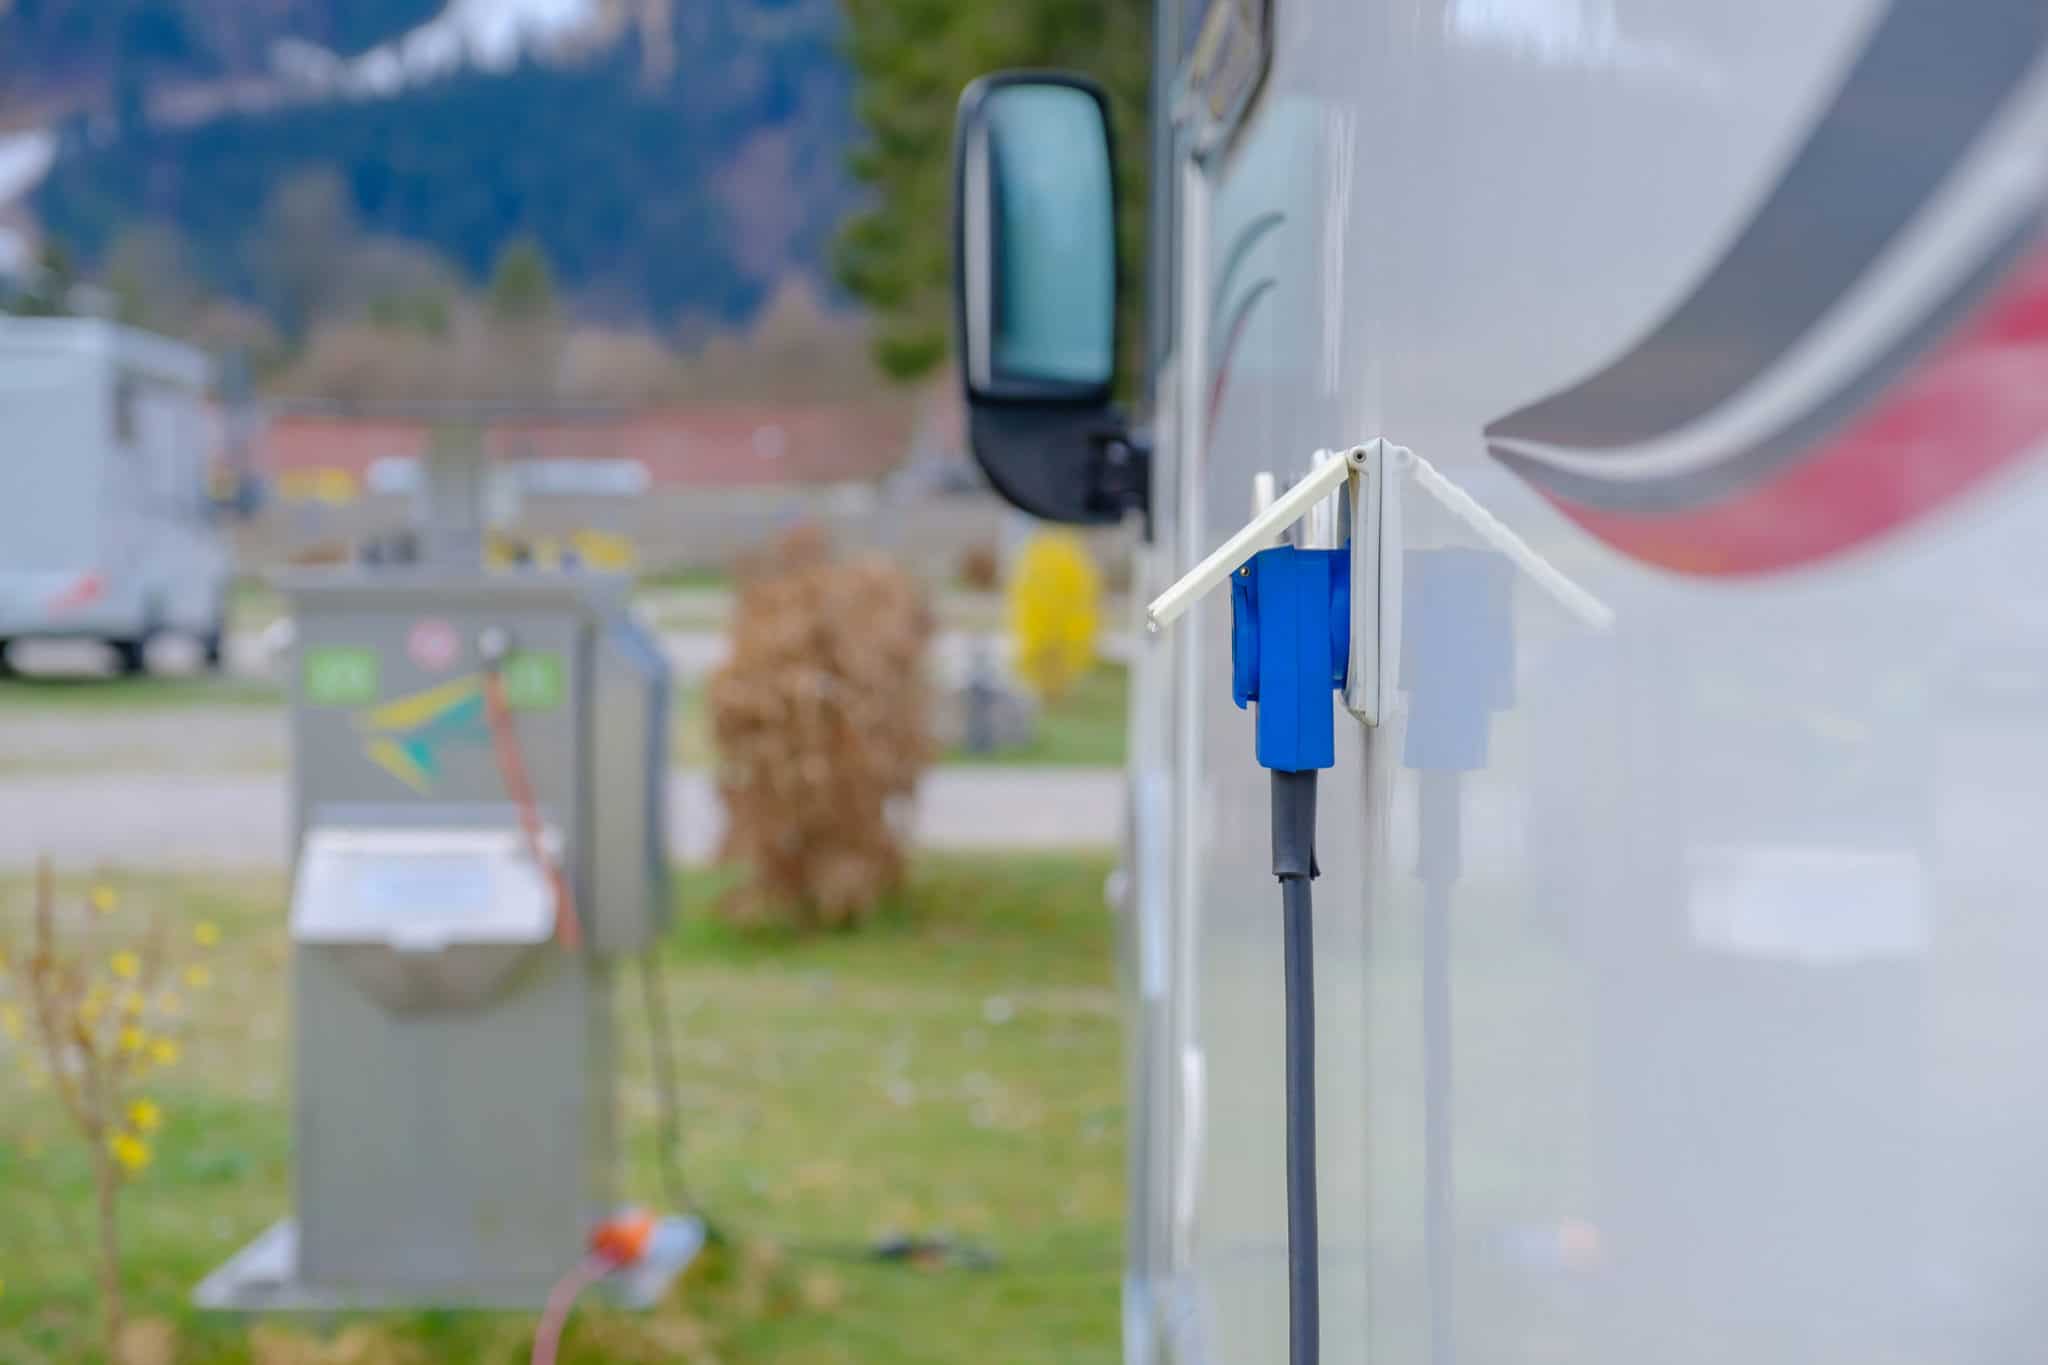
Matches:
[[967, 83, 1115, 395]]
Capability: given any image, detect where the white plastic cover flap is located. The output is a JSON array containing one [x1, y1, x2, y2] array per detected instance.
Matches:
[[291, 827, 556, 953]]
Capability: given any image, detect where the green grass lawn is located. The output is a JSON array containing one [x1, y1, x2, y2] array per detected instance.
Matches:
[[0, 855, 1123, 1365], [672, 662, 1127, 770], [638, 566, 735, 593], [0, 676, 284, 710]]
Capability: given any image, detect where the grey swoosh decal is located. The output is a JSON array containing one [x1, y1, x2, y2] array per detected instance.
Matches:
[[1210, 210, 1285, 332], [1489, 0, 2048, 453], [1212, 276, 1276, 366], [1495, 209, 2043, 512]]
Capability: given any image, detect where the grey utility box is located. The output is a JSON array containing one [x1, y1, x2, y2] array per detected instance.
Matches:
[[199, 567, 671, 1309]]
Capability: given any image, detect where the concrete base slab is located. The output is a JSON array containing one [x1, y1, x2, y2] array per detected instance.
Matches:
[[195, 1215, 705, 1313]]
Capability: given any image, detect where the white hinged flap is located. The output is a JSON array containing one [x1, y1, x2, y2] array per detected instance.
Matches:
[[291, 826, 557, 953]]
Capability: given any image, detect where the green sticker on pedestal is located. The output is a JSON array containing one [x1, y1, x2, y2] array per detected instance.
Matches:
[[303, 646, 381, 706], [501, 651, 565, 709]]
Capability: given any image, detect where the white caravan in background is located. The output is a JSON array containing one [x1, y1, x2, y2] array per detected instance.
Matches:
[[952, 1, 2048, 1362], [0, 317, 230, 673]]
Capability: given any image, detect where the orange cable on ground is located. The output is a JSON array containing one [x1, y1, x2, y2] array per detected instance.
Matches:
[[529, 1252, 612, 1365], [529, 1213, 658, 1365]]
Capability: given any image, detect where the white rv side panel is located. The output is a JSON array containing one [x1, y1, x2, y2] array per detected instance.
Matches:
[[1155, 0, 2048, 1362], [0, 334, 105, 577]]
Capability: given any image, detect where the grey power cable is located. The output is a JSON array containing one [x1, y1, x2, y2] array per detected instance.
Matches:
[[1272, 768, 1322, 1365], [636, 947, 700, 1229]]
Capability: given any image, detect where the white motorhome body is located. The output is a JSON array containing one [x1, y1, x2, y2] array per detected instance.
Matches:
[[956, 1, 2048, 1361], [0, 317, 229, 670]]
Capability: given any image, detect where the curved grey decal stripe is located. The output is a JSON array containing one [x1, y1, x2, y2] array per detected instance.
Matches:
[[1205, 212, 1287, 427], [1210, 210, 1285, 337], [1494, 209, 2043, 512], [1489, 0, 2048, 453], [1212, 277, 1277, 367]]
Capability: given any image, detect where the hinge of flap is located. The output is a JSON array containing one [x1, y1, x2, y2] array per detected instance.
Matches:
[[1343, 438, 1405, 727]]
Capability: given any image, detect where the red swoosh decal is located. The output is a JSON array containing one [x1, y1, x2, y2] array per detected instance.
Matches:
[[1553, 241, 2048, 575], [1208, 278, 1274, 431]]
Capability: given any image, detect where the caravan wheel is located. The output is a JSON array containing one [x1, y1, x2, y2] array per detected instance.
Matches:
[[200, 623, 226, 672], [109, 637, 149, 677]]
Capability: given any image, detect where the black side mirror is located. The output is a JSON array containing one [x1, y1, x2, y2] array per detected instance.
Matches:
[[953, 72, 1147, 530]]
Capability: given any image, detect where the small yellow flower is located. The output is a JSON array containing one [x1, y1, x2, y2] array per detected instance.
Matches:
[[118, 1026, 145, 1055], [127, 1098, 162, 1134], [148, 1038, 180, 1067], [183, 964, 212, 990], [76, 997, 104, 1029], [109, 952, 140, 981], [119, 991, 145, 1018], [108, 1132, 152, 1174], [193, 922, 221, 949], [0, 1004, 22, 1041], [90, 886, 118, 915]]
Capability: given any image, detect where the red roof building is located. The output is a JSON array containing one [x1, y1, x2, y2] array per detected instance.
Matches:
[[257, 403, 919, 489]]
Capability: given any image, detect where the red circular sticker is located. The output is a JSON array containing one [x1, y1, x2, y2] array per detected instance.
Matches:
[[406, 618, 461, 672]]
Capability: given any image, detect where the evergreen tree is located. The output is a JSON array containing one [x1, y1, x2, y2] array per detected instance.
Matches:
[[835, 0, 1150, 382], [488, 237, 558, 325]]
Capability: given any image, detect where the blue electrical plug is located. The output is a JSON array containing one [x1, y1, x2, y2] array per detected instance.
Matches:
[[1231, 544, 1351, 772]]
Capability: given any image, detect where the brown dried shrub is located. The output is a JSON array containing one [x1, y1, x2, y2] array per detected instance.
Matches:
[[708, 527, 935, 927]]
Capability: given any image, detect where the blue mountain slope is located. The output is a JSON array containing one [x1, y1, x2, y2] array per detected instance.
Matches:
[[9, 0, 855, 328]]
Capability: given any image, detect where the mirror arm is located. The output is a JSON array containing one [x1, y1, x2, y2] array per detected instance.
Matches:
[[1090, 424, 1153, 542]]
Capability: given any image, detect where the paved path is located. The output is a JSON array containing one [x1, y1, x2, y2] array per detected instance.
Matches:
[[17, 625, 1135, 690], [0, 707, 288, 774], [0, 767, 1125, 871]]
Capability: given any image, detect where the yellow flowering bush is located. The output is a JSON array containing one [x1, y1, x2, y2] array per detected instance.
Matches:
[[1007, 532, 1104, 701], [0, 865, 217, 1361]]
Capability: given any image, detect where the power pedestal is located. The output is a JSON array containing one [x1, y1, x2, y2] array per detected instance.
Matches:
[[198, 568, 695, 1310]]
